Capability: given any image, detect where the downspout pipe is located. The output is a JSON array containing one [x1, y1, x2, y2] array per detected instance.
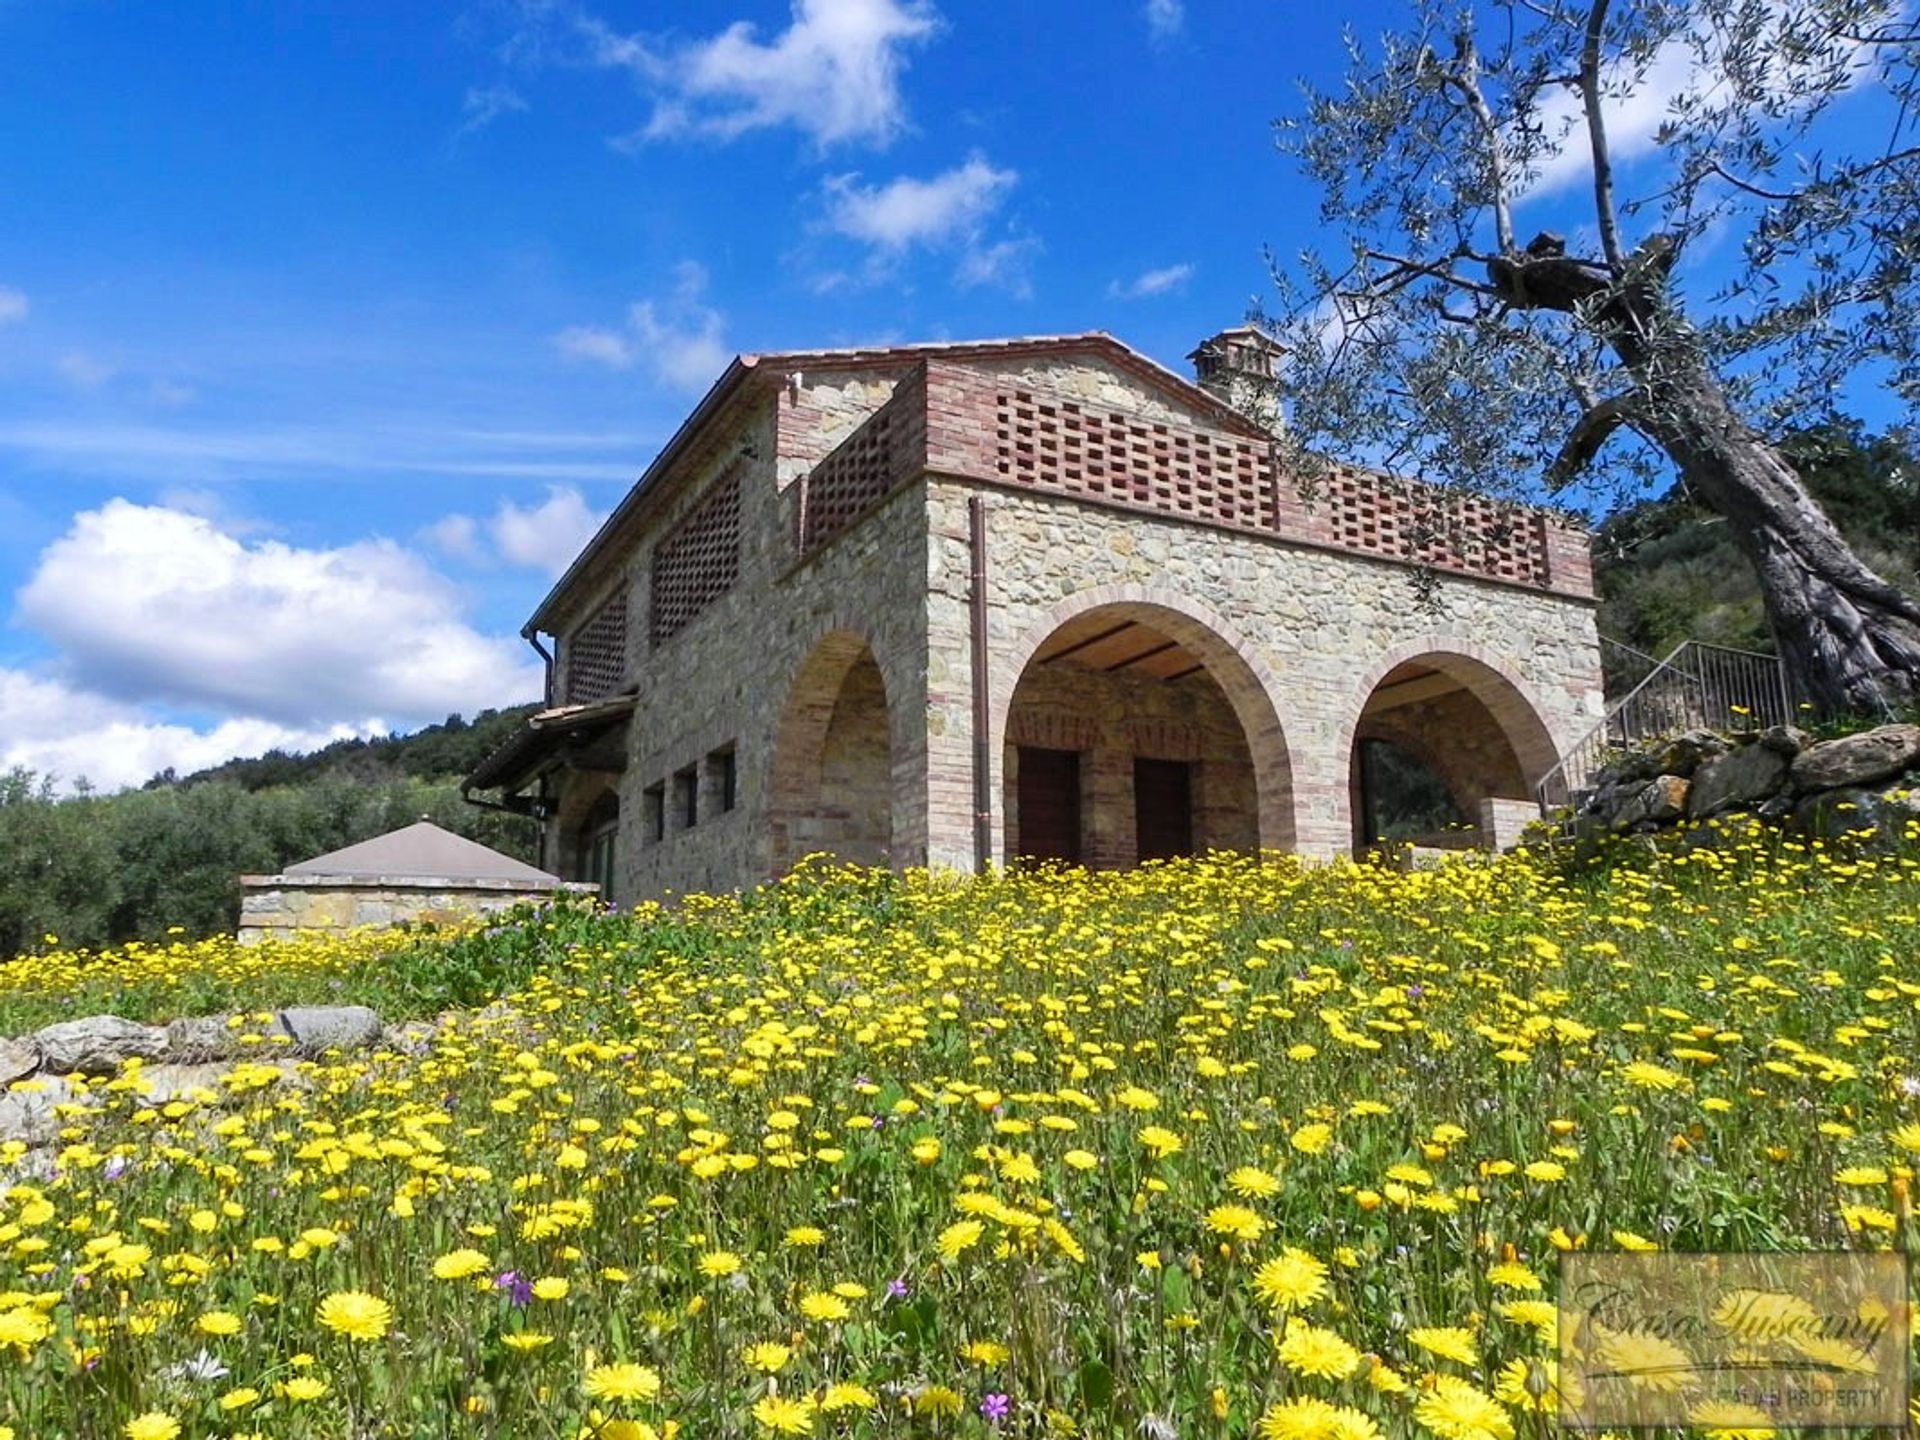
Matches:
[[968, 496, 992, 872], [524, 627, 555, 706]]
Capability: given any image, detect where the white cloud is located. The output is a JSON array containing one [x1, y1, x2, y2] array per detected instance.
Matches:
[[820, 154, 1030, 290], [56, 350, 117, 388], [554, 261, 731, 393], [823, 154, 1015, 249], [1144, 0, 1184, 39], [459, 83, 529, 137], [585, 0, 939, 149], [0, 668, 363, 793], [1522, 8, 1881, 198], [489, 486, 606, 576], [1109, 262, 1194, 299], [147, 379, 196, 407], [15, 500, 542, 731], [421, 511, 487, 564], [0, 286, 25, 326], [552, 325, 635, 369]]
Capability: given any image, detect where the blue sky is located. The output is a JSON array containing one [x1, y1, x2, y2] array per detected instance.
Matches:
[[0, 1, 1902, 789]]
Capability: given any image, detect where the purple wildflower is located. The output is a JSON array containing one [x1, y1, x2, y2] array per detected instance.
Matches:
[[981, 1393, 1011, 1424], [493, 1270, 533, 1306]]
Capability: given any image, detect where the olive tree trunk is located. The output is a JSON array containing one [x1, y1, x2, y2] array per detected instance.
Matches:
[[1643, 364, 1920, 716]]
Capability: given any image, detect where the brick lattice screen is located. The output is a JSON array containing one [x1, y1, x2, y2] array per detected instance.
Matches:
[[652, 469, 743, 645], [1319, 469, 1550, 586], [799, 368, 928, 554], [994, 390, 1274, 530], [565, 586, 628, 703]]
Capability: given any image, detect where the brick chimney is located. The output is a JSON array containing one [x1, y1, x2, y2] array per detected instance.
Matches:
[[1188, 324, 1284, 434]]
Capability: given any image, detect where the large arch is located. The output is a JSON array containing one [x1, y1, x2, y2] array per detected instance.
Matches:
[[990, 585, 1297, 863], [767, 630, 899, 874], [1339, 642, 1561, 852]]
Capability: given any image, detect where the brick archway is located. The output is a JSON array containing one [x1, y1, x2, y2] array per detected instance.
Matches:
[[991, 584, 1297, 858], [767, 630, 899, 875], [1339, 641, 1560, 851]]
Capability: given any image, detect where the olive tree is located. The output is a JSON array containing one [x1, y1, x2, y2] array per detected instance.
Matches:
[[1267, 0, 1920, 714]]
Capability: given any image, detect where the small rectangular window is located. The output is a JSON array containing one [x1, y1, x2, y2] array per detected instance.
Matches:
[[708, 744, 738, 814], [674, 765, 698, 830], [643, 782, 665, 844]]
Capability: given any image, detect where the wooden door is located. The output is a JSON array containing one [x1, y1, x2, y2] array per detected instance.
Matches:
[[1016, 747, 1081, 864], [1134, 757, 1193, 861]]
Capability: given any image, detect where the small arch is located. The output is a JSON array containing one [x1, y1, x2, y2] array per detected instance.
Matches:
[[992, 585, 1297, 863], [767, 630, 898, 874], [1341, 643, 1560, 853]]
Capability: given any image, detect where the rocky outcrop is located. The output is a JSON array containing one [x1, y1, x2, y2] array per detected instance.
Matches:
[[0, 1003, 403, 1147], [1564, 720, 1920, 851]]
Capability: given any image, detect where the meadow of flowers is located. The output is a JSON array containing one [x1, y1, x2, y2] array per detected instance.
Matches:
[[0, 826, 1916, 1440]]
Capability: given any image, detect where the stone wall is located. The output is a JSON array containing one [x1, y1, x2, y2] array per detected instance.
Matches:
[[924, 478, 1603, 865], [236, 876, 590, 944], [1561, 722, 1920, 850]]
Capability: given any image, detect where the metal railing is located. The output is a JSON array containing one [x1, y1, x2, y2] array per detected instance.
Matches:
[[1536, 640, 1794, 813]]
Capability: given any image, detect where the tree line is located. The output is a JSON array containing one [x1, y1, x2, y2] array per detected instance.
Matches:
[[1, 709, 540, 957]]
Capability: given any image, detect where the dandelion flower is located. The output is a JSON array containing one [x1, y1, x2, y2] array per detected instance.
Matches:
[[822, 1382, 877, 1411], [1207, 1204, 1266, 1241], [316, 1290, 391, 1343], [123, 1416, 180, 1440], [583, 1362, 663, 1402], [752, 1395, 816, 1433], [1276, 1318, 1362, 1379], [937, 1219, 986, 1260], [799, 1290, 850, 1322], [1413, 1376, 1515, 1440], [433, 1248, 490, 1280], [1250, 1248, 1330, 1312], [742, 1341, 791, 1374], [1408, 1325, 1479, 1367], [1228, 1166, 1281, 1198]]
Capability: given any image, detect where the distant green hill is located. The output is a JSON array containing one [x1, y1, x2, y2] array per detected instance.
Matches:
[[151, 703, 540, 792]]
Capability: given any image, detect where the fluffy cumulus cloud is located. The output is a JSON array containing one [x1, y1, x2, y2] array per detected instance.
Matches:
[[0, 668, 361, 792], [552, 261, 731, 393], [1144, 0, 1184, 40], [13, 500, 542, 740], [489, 487, 606, 576], [1109, 262, 1195, 299], [0, 285, 25, 326], [821, 154, 1032, 290], [586, 0, 939, 148]]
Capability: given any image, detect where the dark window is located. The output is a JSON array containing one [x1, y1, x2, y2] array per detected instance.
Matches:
[[1133, 758, 1194, 861], [643, 782, 666, 844], [578, 791, 619, 894], [1015, 746, 1081, 865], [674, 765, 698, 829], [708, 745, 738, 813]]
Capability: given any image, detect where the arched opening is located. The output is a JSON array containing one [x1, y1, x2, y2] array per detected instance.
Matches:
[[1000, 600, 1294, 867], [1347, 653, 1558, 854], [767, 632, 896, 874]]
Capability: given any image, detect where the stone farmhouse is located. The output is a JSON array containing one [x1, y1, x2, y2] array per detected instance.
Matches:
[[464, 329, 1603, 905]]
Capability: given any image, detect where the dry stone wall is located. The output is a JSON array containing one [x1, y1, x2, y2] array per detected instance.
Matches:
[[237, 877, 585, 944]]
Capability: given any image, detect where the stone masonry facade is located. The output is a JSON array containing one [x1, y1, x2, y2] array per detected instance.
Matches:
[[468, 333, 1604, 904]]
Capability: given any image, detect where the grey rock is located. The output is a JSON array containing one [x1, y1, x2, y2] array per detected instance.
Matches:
[[280, 1006, 384, 1054], [1612, 774, 1691, 829], [166, 1013, 292, 1063], [1653, 729, 1731, 778], [0, 1076, 75, 1147], [134, 1063, 233, 1105], [0, 1038, 37, 1087], [1791, 724, 1920, 792], [33, 1016, 168, 1076], [1793, 787, 1888, 841], [1759, 724, 1812, 756], [1688, 743, 1789, 818], [380, 1021, 437, 1055]]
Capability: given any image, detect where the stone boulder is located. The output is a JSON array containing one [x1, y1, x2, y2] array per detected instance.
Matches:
[[0, 1038, 37, 1088], [1759, 724, 1812, 756], [1611, 774, 1691, 829], [1653, 730, 1731, 778], [0, 1077, 76, 1148], [166, 1013, 293, 1063], [281, 1006, 384, 1055], [33, 1016, 168, 1076], [1688, 743, 1790, 818], [1791, 724, 1920, 792]]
